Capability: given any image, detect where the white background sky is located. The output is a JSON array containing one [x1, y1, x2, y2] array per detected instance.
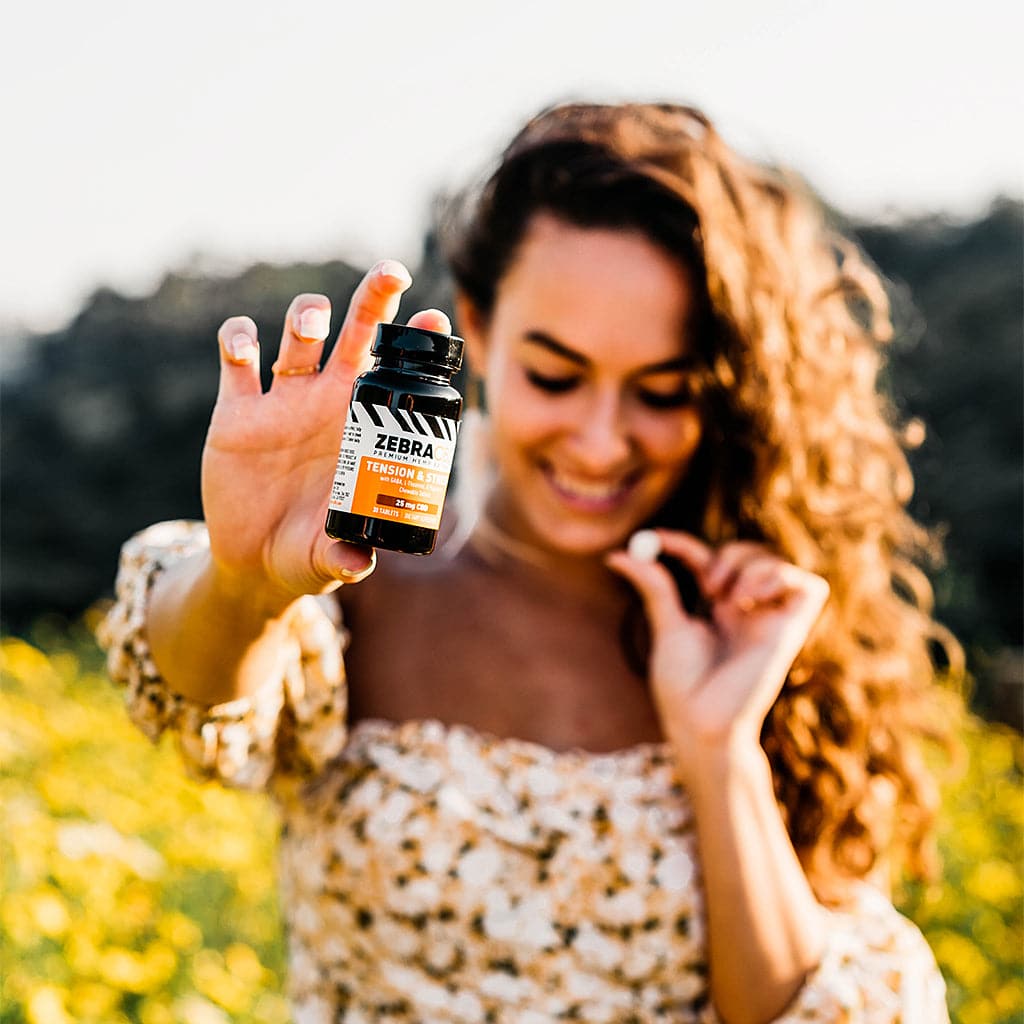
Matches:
[[3, 0, 1021, 336]]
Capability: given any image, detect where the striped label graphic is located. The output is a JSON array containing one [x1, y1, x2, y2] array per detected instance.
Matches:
[[346, 401, 457, 442], [328, 401, 459, 530]]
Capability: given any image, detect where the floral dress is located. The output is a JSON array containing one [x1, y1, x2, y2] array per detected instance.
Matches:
[[98, 521, 950, 1024]]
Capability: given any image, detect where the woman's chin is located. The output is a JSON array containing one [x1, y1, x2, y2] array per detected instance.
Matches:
[[522, 469, 652, 557], [489, 478, 660, 560]]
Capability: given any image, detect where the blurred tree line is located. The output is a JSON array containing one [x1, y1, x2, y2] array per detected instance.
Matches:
[[2, 199, 1020, 724]]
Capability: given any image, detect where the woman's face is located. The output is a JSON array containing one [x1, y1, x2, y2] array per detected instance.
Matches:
[[464, 212, 705, 557]]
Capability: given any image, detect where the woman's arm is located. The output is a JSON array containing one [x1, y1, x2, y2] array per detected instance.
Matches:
[[608, 533, 832, 1023], [124, 265, 449, 704], [685, 738, 825, 1023], [145, 546, 317, 706], [98, 520, 350, 790]]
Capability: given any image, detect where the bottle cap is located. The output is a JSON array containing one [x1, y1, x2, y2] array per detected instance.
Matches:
[[373, 323, 464, 372]]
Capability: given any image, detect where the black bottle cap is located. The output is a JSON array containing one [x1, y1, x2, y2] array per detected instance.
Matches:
[[373, 323, 464, 372]]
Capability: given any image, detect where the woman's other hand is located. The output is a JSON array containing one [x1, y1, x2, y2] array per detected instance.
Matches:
[[202, 261, 451, 600], [607, 531, 829, 783]]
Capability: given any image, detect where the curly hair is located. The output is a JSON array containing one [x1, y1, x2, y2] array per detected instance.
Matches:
[[440, 101, 964, 899]]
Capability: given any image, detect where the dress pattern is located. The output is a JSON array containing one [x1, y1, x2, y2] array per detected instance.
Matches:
[[98, 521, 950, 1024]]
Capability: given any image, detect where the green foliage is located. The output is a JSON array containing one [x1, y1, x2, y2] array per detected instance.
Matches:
[[2, 623, 1021, 1023], [854, 199, 1024, 721]]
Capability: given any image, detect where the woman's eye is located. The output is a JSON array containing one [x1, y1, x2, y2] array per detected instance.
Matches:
[[636, 388, 694, 410], [525, 370, 581, 394]]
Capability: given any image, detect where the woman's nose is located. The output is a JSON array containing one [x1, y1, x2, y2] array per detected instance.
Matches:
[[566, 390, 632, 472]]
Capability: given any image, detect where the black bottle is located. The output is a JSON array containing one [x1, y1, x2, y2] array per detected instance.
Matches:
[[325, 323, 464, 555]]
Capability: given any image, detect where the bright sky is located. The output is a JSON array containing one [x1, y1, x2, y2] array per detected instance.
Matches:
[[3, 0, 1021, 335]]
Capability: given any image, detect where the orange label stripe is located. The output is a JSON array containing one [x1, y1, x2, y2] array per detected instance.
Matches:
[[351, 456, 450, 529]]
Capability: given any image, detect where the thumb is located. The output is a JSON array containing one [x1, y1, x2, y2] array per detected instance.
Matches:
[[319, 541, 377, 586], [606, 551, 687, 635]]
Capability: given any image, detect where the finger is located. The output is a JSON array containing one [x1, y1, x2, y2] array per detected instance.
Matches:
[[782, 565, 830, 617], [730, 557, 788, 607], [651, 530, 716, 581], [762, 566, 831, 662], [318, 542, 377, 584], [606, 551, 688, 635], [217, 316, 262, 400], [704, 542, 772, 599], [324, 260, 412, 378], [737, 562, 829, 621], [406, 308, 452, 334], [270, 293, 331, 387]]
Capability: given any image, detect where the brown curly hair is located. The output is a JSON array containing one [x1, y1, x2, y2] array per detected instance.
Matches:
[[441, 101, 963, 900]]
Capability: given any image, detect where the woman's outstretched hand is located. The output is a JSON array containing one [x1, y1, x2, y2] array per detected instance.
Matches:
[[201, 261, 451, 601], [607, 532, 829, 783]]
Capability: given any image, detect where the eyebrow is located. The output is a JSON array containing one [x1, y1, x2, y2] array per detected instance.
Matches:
[[522, 330, 696, 376]]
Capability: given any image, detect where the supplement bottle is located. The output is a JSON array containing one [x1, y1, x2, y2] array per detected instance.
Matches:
[[325, 323, 464, 555]]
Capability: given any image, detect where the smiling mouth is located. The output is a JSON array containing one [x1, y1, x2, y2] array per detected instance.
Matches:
[[542, 463, 640, 513]]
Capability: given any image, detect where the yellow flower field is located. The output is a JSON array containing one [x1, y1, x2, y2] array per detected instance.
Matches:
[[1, 620, 1021, 1024]]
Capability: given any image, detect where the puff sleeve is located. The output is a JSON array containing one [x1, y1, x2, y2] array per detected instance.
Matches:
[[697, 884, 948, 1023], [96, 521, 349, 794]]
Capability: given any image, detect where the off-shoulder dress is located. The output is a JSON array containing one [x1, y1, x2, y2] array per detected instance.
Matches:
[[98, 521, 950, 1024]]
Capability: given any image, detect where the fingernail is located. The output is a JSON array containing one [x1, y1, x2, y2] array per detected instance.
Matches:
[[337, 550, 377, 584], [424, 309, 452, 330], [628, 530, 662, 563], [377, 260, 411, 284], [297, 308, 331, 341], [227, 332, 258, 363]]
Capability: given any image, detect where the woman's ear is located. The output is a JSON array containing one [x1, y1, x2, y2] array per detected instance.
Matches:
[[454, 290, 487, 377]]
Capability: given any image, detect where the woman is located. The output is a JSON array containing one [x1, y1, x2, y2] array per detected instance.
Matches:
[[99, 102, 956, 1022]]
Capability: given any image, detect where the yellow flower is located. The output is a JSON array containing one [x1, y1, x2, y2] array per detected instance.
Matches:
[[224, 942, 270, 987], [64, 929, 102, 974], [157, 910, 203, 952], [993, 977, 1024, 1015], [69, 981, 121, 1021], [95, 945, 174, 995], [931, 929, 994, 990], [25, 984, 74, 1024], [958, 998, 999, 1024], [3, 892, 45, 950], [143, 943, 178, 990], [250, 993, 292, 1024], [973, 727, 1020, 777], [965, 859, 1021, 907], [29, 888, 70, 939], [139, 999, 176, 1024], [1, 638, 57, 690], [173, 993, 231, 1024], [192, 948, 253, 1014]]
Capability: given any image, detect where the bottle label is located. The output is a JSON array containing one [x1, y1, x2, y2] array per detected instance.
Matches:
[[328, 401, 459, 531]]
